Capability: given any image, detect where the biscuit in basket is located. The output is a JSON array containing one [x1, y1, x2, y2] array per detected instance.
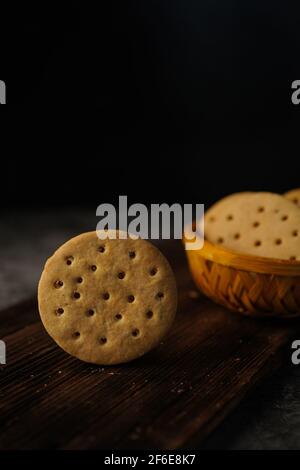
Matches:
[[38, 231, 177, 365], [284, 188, 300, 208], [205, 192, 300, 260]]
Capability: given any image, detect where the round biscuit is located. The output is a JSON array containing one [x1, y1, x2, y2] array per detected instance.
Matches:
[[38, 231, 177, 365], [204, 192, 300, 260], [284, 188, 300, 209]]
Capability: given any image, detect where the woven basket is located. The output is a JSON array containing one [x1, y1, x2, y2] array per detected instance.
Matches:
[[184, 239, 300, 318]]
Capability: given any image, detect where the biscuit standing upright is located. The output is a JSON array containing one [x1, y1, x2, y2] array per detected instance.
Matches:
[[38, 231, 177, 365], [284, 188, 300, 209]]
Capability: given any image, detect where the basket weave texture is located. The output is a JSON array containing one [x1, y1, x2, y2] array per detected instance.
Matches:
[[185, 240, 300, 318]]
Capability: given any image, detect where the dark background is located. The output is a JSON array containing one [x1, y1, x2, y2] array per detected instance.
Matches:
[[1, 1, 300, 207]]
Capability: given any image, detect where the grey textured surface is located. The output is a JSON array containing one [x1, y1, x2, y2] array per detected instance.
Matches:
[[201, 365, 300, 450], [0, 207, 95, 309], [1, 207, 300, 450]]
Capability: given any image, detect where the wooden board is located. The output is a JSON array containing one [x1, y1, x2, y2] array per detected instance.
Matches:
[[0, 241, 300, 450]]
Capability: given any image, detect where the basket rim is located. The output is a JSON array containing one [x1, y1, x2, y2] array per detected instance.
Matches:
[[183, 237, 300, 276]]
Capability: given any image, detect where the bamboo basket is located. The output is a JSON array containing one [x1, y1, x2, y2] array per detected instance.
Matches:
[[184, 238, 300, 318]]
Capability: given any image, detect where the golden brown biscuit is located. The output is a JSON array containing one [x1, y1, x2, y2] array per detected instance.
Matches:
[[284, 188, 300, 208], [205, 192, 300, 260], [38, 231, 177, 365]]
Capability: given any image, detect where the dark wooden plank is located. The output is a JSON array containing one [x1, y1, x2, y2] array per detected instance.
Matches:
[[0, 241, 300, 450], [0, 298, 37, 338]]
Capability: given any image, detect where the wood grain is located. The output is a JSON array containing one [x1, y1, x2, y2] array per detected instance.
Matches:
[[0, 241, 299, 450]]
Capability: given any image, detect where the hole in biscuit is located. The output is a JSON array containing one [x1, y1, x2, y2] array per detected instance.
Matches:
[[233, 233, 240, 240], [290, 256, 297, 261], [73, 292, 81, 299], [132, 329, 140, 337], [293, 198, 299, 205], [54, 280, 64, 289], [146, 310, 153, 319], [275, 238, 282, 245], [66, 256, 74, 266], [293, 230, 298, 237], [99, 337, 107, 345], [156, 292, 164, 299], [72, 332, 80, 339], [254, 240, 262, 247], [128, 295, 135, 303], [115, 313, 122, 320], [281, 215, 288, 221], [209, 216, 215, 223], [129, 251, 136, 259], [226, 214, 234, 221], [253, 221, 260, 228], [98, 245, 105, 253], [118, 271, 125, 279], [77, 277, 83, 283], [86, 309, 95, 317], [257, 206, 265, 213], [102, 292, 110, 300], [150, 267, 158, 276], [217, 237, 224, 244], [56, 308, 64, 316], [90, 265, 97, 272]]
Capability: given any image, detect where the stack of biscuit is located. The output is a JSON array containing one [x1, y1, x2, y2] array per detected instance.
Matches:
[[204, 189, 300, 261]]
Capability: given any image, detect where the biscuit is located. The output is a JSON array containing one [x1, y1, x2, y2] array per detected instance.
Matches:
[[284, 188, 300, 208], [38, 231, 177, 365], [205, 192, 300, 260]]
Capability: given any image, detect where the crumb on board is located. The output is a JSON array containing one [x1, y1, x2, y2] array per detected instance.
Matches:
[[188, 289, 200, 299]]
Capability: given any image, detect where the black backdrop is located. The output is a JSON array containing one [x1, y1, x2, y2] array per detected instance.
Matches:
[[1, 1, 300, 208]]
